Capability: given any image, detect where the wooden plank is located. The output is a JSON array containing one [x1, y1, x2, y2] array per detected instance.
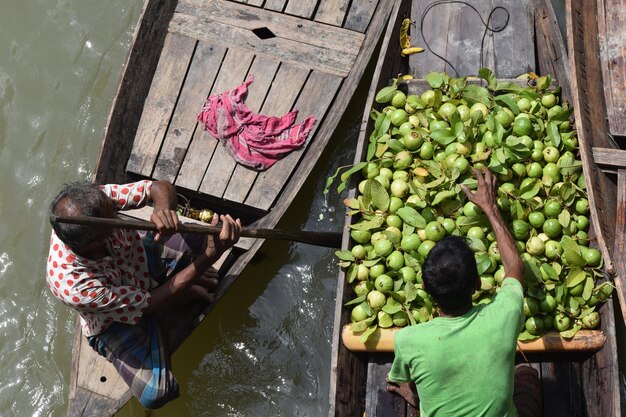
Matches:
[[344, 0, 378, 32], [246, 0, 264, 6], [177, 0, 364, 53], [581, 298, 621, 417], [284, 0, 318, 19], [315, 0, 350, 26], [152, 43, 227, 182], [94, 0, 177, 185], [175, 48, 254, 191], [243, 70, 342, 211], [126, 33, 196, 177], [612, 169, 626, 326], [202, 62, 309, 201], [565, 0, 616, 274], [410, 0, 452, 76], [264, 0, 287, 12], [492, 0, 535, 77], [171, 2, 361, 77], [593, 147, 626, 169], [366, 354, 408, 417], [597, 0, 626, 136], [342, 325, 606, 353], [540, 362, 584, 417], [221, 61, 307, 204]]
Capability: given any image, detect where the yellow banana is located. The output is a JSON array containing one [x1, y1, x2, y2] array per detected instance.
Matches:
[[401, 47, 425, 57]]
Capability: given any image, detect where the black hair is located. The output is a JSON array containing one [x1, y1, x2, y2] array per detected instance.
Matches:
[[422, 236, 479, 311], [49, 181, 112, 250]]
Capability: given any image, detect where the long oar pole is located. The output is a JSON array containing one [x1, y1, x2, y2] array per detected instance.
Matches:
[[50, 215, 343, 248]]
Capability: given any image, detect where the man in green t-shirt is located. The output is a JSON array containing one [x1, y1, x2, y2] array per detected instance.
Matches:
[[387, 167, 540, 416]]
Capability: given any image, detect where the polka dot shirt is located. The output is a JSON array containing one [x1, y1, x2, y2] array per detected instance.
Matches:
[[46, 181, 158, 337]]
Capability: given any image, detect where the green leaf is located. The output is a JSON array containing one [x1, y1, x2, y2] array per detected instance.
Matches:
[[536, 75, 552, 91], [561, 236, 586, 267], [323, 166, 343, 194], [366, 179, 390, 211], [335, 250, 355, 261], [404, 281, 418, 303], [469, 237, 487, 252], [558, 210, 571, 228], [432, 190, 457, 206], [345, 263, 357, 283], [541, 263, 559, 281], [519, 178, 541, 200], [375, 85, 398, 104], [476, 253, 493, 275], [478, 68, 496, 90], [359, 323, 379, 343], [430, 128, 456, 146], [339, 161, 368, 182], [426, 72, 445, 89], [518, 330, 541, 341], [349, 216, 385, 231], [495, 94, 520, 115], [550, 107, 574, 122], [344, 294, 367, 307], [495, 81, 524, 93], [382, 297, 403, 315], [559, 324, 581, 339], [565, 267, 586, 288], [546, 121, 561, 148], [397, 206, 427, 228], [583, 276, 594, 301], [558, 182, 577, 206], [462, 84, 490, 106]]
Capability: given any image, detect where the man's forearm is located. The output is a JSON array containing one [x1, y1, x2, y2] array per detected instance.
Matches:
[[484, 207, 524, 285], [150, 181, 177, 210]]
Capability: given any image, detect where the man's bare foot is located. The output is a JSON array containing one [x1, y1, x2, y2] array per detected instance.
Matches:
[[386, 378, 419, 408]]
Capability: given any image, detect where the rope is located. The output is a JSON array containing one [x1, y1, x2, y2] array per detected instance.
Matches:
[[419, 1, 511, 76]]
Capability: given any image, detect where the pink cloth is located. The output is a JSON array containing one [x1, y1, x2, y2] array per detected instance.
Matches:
[[198, 75, 316, 171]]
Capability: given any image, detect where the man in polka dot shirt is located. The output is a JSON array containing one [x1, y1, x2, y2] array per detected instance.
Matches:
[[47, 180, 241, 408]]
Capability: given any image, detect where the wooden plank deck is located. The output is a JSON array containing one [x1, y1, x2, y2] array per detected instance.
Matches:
[[126, 0, 372, 218]]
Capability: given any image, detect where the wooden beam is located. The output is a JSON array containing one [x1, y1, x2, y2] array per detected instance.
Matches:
[[611, 169, 626, 326], [592, 147, 626, 169], [341, 325, 606, 353]]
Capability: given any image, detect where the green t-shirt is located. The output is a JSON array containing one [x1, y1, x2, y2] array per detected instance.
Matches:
[[388, 277, 524, 417]]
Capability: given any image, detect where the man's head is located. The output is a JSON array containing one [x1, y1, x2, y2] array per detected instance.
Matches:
[[422, 236, 479, 312], [50, 181, 116, 251]]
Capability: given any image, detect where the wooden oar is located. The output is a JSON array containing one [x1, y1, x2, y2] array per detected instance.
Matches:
[[50, 215, 342, 248]]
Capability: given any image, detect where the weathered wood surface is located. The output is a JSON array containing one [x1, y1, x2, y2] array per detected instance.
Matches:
[[328, 1, 410, 416], [329, 1, 621, 417], [341, 325, 606, 353], [410, 0, 534, 77], [78, 0, 396, 415], [597, 0, 626, 137], [566, 0, 616, 274]]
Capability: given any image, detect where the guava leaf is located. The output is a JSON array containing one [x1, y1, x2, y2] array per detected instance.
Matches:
[[541, 263, 559, 281], [349, 216, 385, 231], [426, 72, 445, 89], [404, 251, 420, 267], [345, 263, 357, 282], [518, 330, 540, 341], [404, 281, 418, 303], [476, 253, 493, 275], [582, 277, 593, 301], [478, 68, 496, 90], [366, 179, 390, 211], [336, 250, 355, 261], [382, 297, 403, 315], [565, 267, 586, 288], [430, 128, 457, 146], [397, 206, 427, 228], [432, 190, 457, 206], [422, 175, 447, 190], [359, 323, 379, 343], [527, 286, 546, 300], [387, 139, 405, 152], [536, 75, 552, 91], [469, 237, 487, 252], [561, 236, 586, 267], [375, 85, 398, 104], [520, 179, 541, 200], [323, 166, 342, 194], [494, 94, 520, 115], [550, 107, 574, 122], [523, 259, 542, 287], [433, 89, 443, 109], [421, 160, 442, 178], [344, 294, 367, 307], [559, 324, 581, 339], [495, 82, 524, 93], [546, 122, 561, 148], [462, 84, 490, 106], [558, 182, 577, 206], [352, 316, 375, 333], [558, 210, 571, 228]]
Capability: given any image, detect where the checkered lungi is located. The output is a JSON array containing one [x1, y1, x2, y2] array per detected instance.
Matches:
[[88, 231, 206, 409]]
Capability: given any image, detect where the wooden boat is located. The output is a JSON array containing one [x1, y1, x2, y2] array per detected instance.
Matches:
[[566, 0, 626, 327], [66, 1, 403, 415], [328, 0, 621, 416]]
